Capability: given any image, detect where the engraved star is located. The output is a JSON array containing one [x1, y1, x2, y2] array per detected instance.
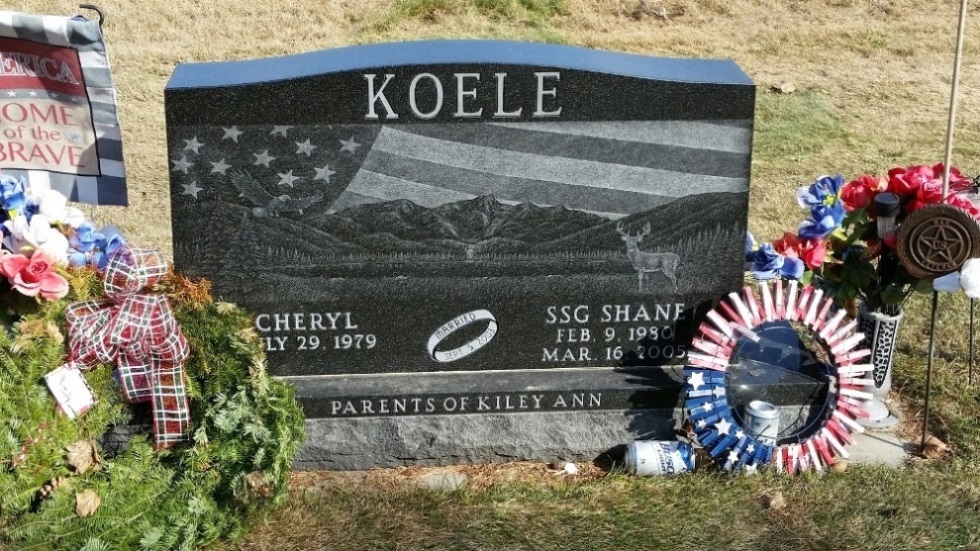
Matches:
[[687, 372, 706, 391], [727, 450, 740, 464], [182, 181, 203, 199], [277, 169, 300, 187], [313, 164, 336, 183], [5, 91, 15, 97], [28, 90, 37, 97], [921, 226, 958, 263], [253, 150, 276, 167], [295, 139, 317, 156], [715, 418, 732, 436], [339, 136, 361, 153], [271, 125, 292, 137], [183, 136, 204, 153], [171, 156, 193, 173], [210, 158, 232, 175], [222, 126, 243, 142]]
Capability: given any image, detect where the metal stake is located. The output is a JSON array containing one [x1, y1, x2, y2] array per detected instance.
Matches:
[[970, 298, 976, 385], [922, 292, 940, 448], [925, 0, 970, 451]]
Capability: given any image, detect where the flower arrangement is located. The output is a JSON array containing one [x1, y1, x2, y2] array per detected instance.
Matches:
[[747, 164, 979, 314], [0, 174, 126, 301]]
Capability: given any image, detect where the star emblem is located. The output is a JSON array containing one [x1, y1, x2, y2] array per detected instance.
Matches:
[[28, 90, 37, 97], [746, 444, 756, 454], [339, 136, 361, 153], [50, 93, 59, 99], [919, 224, 961, 265], [712, 387, 726, 397], [210, 159, 232, 175], [182, 181, 203, 199], [295, 139, 317, 156], [271, 125, 293, 137], [5, 91, 15, 97], [171, 156, 193, 174], [696, 419, 707, 429], [313, 164, 336, 183], [72, 96, 82, 103], [704, 402, 713, 412], [253, 150, 276, 167], [735, 430, 745, 439], [727, 450, 740, 464], [222, 126, 243, 142], [277, 170, 300, 187], [67, 131, 82, 144], [183, 136, 204, 154], [715, 418, 732, 436], [687, 372, 705, 391]]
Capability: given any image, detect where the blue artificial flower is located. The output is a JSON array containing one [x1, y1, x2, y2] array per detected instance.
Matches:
[[0, 175, 26, 213], [70, 222, 101, 253], [750, 243, 805, 280], [796, 175, 844, 209], [798, 202, 846, 240], [67, 248, 89, 268], [91, 225, 125, 270]]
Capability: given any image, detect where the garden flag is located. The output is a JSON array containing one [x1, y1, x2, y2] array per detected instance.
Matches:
[[0, 10, 127, 206]]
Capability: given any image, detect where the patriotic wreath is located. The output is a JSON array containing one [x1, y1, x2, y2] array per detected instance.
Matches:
[[684, 280, 872, 474]]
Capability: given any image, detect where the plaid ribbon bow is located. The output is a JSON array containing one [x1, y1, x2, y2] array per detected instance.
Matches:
[[65, 246, 190, 449]]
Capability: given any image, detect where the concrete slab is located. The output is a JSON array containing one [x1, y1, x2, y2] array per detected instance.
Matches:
[[848, 431, 912, 468]]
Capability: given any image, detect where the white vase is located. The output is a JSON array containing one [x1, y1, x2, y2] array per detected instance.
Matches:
[[855, 303, 902, 429]]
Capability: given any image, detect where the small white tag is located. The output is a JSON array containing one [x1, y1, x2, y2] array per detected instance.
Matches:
[[44, 364, 96, 419]]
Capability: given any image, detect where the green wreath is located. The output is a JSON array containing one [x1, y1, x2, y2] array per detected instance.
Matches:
[[0, 270, 305, 550]]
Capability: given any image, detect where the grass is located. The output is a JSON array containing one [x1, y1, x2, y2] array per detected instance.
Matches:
[[7, 0, 980, 549]]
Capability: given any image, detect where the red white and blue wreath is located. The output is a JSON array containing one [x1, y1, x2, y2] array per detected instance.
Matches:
[[684, 280, 873, 474]]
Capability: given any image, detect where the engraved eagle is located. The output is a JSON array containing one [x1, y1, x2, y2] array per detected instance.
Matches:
[[228, 169, 324, 217]]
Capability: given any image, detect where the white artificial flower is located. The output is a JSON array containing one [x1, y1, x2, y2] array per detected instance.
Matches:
[[62, 206, 87, 229], [933, 258, 980, 299], [2, 214, 70, 264]]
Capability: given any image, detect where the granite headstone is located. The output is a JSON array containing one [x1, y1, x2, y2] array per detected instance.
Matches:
[[165, 40, 755, 469]]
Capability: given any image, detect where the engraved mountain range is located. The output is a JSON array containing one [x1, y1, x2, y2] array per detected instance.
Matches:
[[179, 191, 745, 268]]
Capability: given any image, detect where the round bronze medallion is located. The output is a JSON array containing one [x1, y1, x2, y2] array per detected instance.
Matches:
[[896, 204, 980, 280]]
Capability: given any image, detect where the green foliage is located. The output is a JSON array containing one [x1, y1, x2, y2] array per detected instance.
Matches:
[[0, 282, 305, 550]]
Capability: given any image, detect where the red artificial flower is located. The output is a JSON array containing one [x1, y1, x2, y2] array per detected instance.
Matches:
[[773, 231, 827, 269], [906, 180, 943, 213], [948, 194, 980, 218], [887, 165, 937, 197], [931, 163, 972, 192], [840, 174, 885, 211], [0, 250, 68, 300]]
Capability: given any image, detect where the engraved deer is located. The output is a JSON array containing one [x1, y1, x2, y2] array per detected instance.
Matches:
[[617, 222, 680, 292]]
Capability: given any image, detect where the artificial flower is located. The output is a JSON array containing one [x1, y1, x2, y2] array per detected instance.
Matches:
[[796, 175, 844, 209], [3, 214, 70, 264], [750, 243, 805, 280], [0, 175, 26, 213], [25, 188, 86, 227], [0, 250, 68, 300], [840, 174, 885, 211], [773, 232, 827, 270], [798, 202, 845, 240]]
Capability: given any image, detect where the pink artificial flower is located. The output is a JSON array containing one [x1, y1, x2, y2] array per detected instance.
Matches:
[[906, 180, 943, 213], [840, 174, 885, 211], [773, 231, 827, 270], [0, 249, 69, 300], [931, 163, 972, 192]]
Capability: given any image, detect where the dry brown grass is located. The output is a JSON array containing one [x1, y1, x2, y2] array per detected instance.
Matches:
[[8, 0, 980, 252]]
